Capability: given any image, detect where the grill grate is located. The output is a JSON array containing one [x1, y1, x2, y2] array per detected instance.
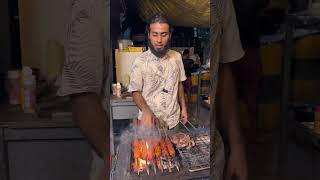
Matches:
[[177, 121, 210, 172]]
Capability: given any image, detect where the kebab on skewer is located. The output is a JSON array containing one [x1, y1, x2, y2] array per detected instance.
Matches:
[[160, 138, 173, 172], [139, 139, 148, 174], [165, 136, 180, 171], [146, 140, 156, 175], [132, 139, 140, 173], [165, 136, 175, 157], [153, 139, 163, 172], [160, 139, 169, 157]]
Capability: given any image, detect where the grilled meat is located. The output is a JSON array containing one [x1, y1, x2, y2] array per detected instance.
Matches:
[[160, 139, 169, 157], [154, 142, 161, 159], [133, 139, 140, 159], [140, 139, 147, 159], [165, 137, 175, 157], [171, 132, 195, 149]]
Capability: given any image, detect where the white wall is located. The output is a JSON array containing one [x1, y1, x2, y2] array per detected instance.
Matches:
[[19, 0, 71, 76]]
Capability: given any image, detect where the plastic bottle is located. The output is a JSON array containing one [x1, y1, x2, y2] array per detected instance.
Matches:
[[116, 82, 121, 97], [112, 83, 117, 96], [20, 67, 36, 113], [7, 70, 20, 105], [22, 75, 36, 113]]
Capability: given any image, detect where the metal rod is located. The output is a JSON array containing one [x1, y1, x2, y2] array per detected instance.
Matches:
[[180, 120, 210, 148], [181, 121, 192, 132], [279, 14, 295, 176], [186, 120, 197, 130]]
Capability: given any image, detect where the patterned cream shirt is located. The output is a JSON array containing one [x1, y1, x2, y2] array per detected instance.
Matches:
[[128, 49, 187, 129]]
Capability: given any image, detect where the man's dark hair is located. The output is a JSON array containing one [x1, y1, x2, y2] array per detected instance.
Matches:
[[183, 49, 190, 55], [146, 14, 173, 34]]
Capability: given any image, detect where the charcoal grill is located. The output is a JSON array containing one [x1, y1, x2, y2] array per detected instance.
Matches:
[[111, 120, 210, 180]]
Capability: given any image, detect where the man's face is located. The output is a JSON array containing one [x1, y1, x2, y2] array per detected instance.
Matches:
[[148, 22, 171, 57]]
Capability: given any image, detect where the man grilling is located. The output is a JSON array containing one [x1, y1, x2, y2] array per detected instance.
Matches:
[[128, 14, 188, 132]]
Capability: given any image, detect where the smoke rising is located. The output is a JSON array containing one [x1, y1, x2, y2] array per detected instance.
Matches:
[[112, 120, 162, 180]]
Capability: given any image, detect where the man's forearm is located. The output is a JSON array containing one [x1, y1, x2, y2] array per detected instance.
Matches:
[[132, 91, 152, 113], [71, 93, 108, 160], [178, 82, 187, 110], [217, 63, 244, 149]]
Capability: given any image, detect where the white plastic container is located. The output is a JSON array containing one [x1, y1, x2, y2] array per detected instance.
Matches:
[[116, 82, 121, 97], [7, 70, 20, 105], [22, 75, 36, 113], [112, 83, 117, 96]]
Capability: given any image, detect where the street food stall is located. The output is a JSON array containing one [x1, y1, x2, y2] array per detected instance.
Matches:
[[110, 1, 212, 179]]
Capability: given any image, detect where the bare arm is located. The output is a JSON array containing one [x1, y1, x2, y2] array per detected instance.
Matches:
[[217, 63, 247, 180], [178, 82, 187, 110], [132, 91, 152, 114], [132, 91, 154, 129], [178, 82, 187, 109], [71, 93, 108, 169], [217, 63, 244, 149], [178, 82, 188, 123]]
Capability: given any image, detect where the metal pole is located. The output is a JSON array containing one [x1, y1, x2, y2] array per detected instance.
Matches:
[[196, 69, 202, 123], [278, 15, 295, 177]]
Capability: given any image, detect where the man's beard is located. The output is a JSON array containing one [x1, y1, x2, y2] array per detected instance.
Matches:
[[148, 39, 170, 58]]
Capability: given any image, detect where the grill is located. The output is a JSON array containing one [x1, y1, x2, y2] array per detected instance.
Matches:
[[111, 121, 210, 180], [177, 122, 210, 172]]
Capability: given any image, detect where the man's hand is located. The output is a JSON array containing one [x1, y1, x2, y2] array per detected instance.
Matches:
[[141, 110, 155, 129], [180, 108, 188, 124], [226, 144, 248, 180]]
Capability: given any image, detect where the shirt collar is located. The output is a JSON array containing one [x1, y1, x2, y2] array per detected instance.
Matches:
[[147, 49, 170, 61]]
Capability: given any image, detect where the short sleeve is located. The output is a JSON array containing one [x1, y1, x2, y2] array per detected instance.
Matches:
[[57, 1, 104, 97], [128, 58, 143, 92], [220, 0, 245, 63], [177, 53, 187, 82]]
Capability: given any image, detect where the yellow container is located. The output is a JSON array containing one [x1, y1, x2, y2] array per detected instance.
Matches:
[[190, 94, 197, 103], [294, 35, 320, 59], [238, 102, 280, 129], [201, 87, 209, 94], [191, 74, 199, 86], [261, 43, 283, 75], [200, 71, 210, 80], [291, 80, 320, 102], [128, 46, 145, 52], [258, 103, 280, 129]]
